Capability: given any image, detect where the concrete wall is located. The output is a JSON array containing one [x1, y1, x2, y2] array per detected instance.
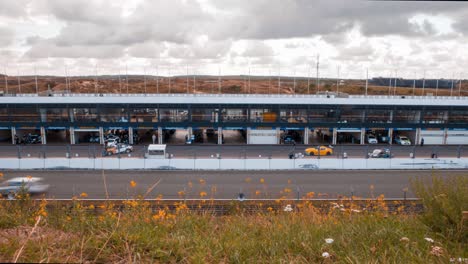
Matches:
[[1, 157, 467, 170]]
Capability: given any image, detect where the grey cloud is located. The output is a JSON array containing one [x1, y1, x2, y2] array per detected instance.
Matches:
[[241, 41, 274, 57], [334, 42, 376, 61], [0, 27, 14, 46], [25, 40, 125, 58], [209, 0, 468, 40], [0, 0, 30, 17]]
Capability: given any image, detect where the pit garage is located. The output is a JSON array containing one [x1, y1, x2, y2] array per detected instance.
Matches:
[[365, 129, 390, 144], [0, 127, 11, 144], [308, 128, 332, 145], [446, 129, 468, 145], [392, 128, 417, 145], [336, 128, 361, 144], [280, 128, 304, 144], [222, 128, 246, 144], [163, 128, 186, 144], [45, 127, 70, 144], [73, 127, 100, 144], [193, 128, 219, 145], [419, 128, 444, 145], [134, 128, 157, 144], [15, 127, 42, 144], [104, 128, 132, 144], [247, 128, 278, 144]]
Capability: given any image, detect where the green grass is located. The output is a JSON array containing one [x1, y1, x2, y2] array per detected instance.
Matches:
[[0, 176, 466, 263]]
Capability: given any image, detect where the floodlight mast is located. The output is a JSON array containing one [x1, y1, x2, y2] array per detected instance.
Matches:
[[459, 73, 462, 96], [156, 65, 159, 93], [450, 73, 454, 96], [336, 65, 340, 93], [144, 67, 147, 94], [316, 54, 319, 93], [3, 68, 7, 94], [307, 65, 310, 94], [436, 78, 439, 96], [365, 68, 368, 96], [218, 65, 221, 94], [268, 67, 272, 94], [118, 69, 122, 94], [412, 73, 416, 96], [248, 65, 251, 94], [94, 63, 98, 93], [34, 65, 38, 94], [278, 64, 281, 94], [422, 70, 426, 96], [17, 69, 21, 94], [388, 71, 392, 95], [126, 64, 129, 94], [186, 65, 189, 94]]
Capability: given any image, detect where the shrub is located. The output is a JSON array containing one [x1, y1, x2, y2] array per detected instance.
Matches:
[[411, 175, 468, 242]]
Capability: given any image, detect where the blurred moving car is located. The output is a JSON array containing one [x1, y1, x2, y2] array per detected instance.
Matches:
[[304, 145, 333, 156], [368, 148, 392, 158], [0, 177, 49, 199], [394, 136, 411, 145], [366, 134, 378, 144], [104, 144, 133, 156]]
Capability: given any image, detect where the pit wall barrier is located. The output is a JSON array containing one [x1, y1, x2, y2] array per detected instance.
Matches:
[[1, 157, 467, 170]]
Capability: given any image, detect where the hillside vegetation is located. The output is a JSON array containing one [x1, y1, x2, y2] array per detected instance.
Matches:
[[1, 75, 467, 96]]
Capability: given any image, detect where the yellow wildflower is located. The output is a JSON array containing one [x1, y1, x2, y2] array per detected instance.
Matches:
[[80, 192, 88, 198], [130, 180, 137, 188]]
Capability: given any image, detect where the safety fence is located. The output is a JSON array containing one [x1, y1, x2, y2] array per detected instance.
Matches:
[[0, 157, 466, 170]]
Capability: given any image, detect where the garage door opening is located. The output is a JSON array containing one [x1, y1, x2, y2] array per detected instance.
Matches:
[[280, 129, 303, 144], [163, 129, 186, 144], [309, 128, 332, 145], [74, 128, 100, 144], [16, 128, 42, 144], [365, 129, 390, 144], [336, 129, 361, 144], [222, 128, 246, 144], [46, 128, 70, 144], [135, 129, 157, 144], [393, 129, 417, 145]]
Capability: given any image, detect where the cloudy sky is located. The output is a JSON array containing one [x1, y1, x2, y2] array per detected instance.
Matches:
[[1, 0, 468, 79]]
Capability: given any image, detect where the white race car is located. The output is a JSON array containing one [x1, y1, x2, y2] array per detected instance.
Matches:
[[0, 177, 49, 199]]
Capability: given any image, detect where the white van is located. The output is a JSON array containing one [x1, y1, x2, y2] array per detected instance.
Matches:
[[145, 144, 166, 159]]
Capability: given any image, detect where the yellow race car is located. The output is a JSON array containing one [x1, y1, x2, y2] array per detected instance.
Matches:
[[305, 145, 333, 156]]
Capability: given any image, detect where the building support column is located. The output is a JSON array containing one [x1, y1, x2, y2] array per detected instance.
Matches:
[[217, 127, 223, 145], [157, 127, 163, 144], [40, 126, 46, 144], [11, 127, 16, 144], [128, 127, 134, 145], [332, 128, 337, 145], [388, 128, 393, 145], [304, 127, 309, 145], [69, 127, 75, 145], [415, 128, 421, 146], [443, 128, 448, 145], [187, 127, 193, 143], [99, 127, 104, 145], [247, 127, 251, 144], [360, 128, 365, 145], [276, 127, 281, 144]]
